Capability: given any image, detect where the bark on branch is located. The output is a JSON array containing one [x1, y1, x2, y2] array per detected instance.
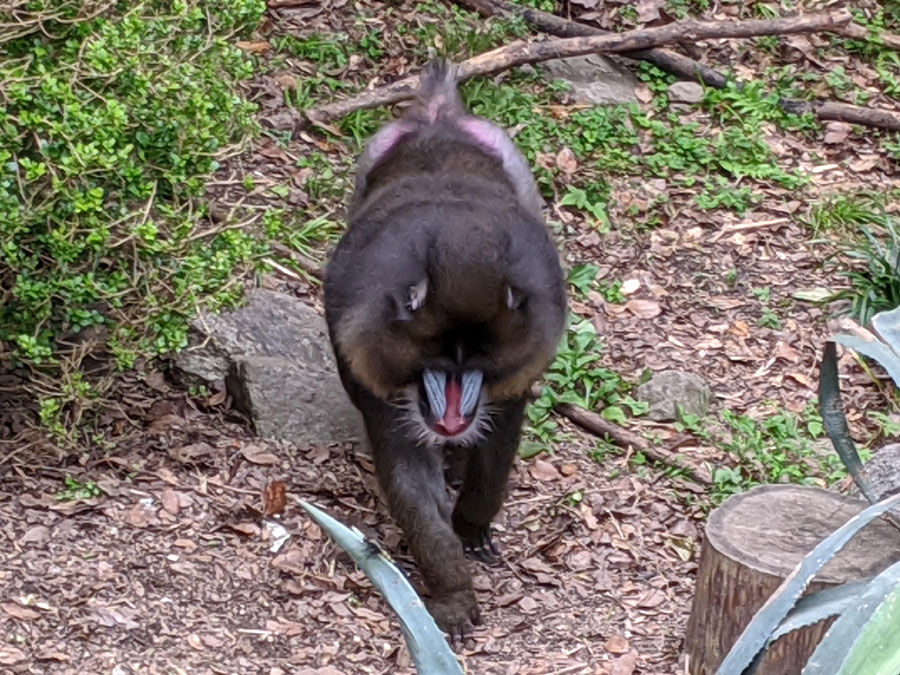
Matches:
[[294, 9, 852, 128], [452, 0, 730, 88], [837, 21, 900, 52], [781, 99, 900, 131]]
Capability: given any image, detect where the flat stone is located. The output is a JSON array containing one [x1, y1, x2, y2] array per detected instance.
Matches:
[[636, 370, 712, 422], [175, 289, 362, 446], [667, 81, 704, 104], [178, 289, 334, 373], [228, 357, 363, 446], [540, 55, 639, 105]]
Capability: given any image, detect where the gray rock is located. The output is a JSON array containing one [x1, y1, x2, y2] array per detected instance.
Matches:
[[229, 356, 363, 446], [176, 289, 363, 445], [667, 81, 704, 104], [540, 55, 639, 105], [636, 370, 712, 422]]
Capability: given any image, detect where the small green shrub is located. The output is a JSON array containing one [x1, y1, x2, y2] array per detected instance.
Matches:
[[0, 0, 265, 421]]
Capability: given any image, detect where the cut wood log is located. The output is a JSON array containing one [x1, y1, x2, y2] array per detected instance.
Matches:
[[684, 484, 900, 674]]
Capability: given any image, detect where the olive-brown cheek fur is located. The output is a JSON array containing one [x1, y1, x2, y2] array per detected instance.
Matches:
[[339, 315, 555, 406]]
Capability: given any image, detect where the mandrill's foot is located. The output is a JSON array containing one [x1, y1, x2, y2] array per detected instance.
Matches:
[[426, 588, 482, 641], [452, 513, 501, 565]]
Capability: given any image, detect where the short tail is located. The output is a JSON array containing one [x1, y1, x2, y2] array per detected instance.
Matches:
[[413, 59, 464, 123]]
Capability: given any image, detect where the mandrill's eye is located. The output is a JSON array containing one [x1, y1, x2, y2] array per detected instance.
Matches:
[[406, 278, 428, 312]]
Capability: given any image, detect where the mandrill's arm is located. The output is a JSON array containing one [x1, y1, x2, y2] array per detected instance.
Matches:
[[352, 385, 483, 638]]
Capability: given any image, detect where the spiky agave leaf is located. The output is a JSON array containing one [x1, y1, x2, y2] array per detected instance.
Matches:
[[299, 501, 464, 675], [803, 558, 900, 675], [819, 341, 878, 505]]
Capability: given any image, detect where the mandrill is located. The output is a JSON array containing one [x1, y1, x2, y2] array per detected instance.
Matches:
[[323, 60, 567, 637]]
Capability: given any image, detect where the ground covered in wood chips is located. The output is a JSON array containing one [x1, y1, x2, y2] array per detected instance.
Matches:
[[3, 0, 900, 673]]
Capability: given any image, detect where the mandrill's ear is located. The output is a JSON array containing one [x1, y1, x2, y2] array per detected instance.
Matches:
[[388, 278, 428, 323], [505, 284, 527, 311]]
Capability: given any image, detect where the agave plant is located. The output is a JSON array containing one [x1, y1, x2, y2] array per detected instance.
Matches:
[[717, 304, 900, 674], [299, 501, 464, 675], [822, 303, 900, 523], [717, 492, 900, 675]]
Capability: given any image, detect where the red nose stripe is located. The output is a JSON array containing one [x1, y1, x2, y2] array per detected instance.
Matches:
[[436, 377, 468, 436]]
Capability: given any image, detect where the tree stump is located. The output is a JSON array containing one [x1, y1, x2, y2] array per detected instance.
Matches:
[[685, 484, 900, 674]]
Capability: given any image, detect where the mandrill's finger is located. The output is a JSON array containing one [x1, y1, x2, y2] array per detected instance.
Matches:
[[460, 369, 483, 416], [423, 369, 447, 417]]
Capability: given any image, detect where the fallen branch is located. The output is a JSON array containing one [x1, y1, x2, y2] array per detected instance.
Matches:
[[781, 99, 900, 131], [455, 0, 900, 133], [298, 10, 851, 127], [555, 403, 713, 484], [837, 22, 900, 52], [452, 0, 729, 88]]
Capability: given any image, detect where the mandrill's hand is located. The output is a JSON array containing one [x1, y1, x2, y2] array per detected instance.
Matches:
[[453, 512, 501, 565], [426, 588, 482, 641]]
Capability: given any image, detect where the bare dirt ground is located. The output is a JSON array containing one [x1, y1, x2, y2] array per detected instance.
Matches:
[[2, 1, 899, 674]]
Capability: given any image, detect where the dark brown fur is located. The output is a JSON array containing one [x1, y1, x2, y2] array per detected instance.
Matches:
[[324, 62, 566, 636]]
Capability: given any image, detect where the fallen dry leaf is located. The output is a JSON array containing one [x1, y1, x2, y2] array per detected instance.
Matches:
[[240, 444, 281, 466], [823, 121, 851, 144], [2, 602, 41, 621], [0, 646, 27, 665], [625, 298, 662, 318], [560, 463, 578, 476], [518, 596, 539, 613], [635, 83, 653, 103], [621, 278, 641, 295], [125, 500, 158, 528], [605, 634, 630, 654], [230, 522, 261, 537], [19, 525, 50, 544], [556, 147, 578, 175], [235, 40, 271, 54], [579, 503, 599, 530], [610, 649, 639, 675], [169, 442, 216, 463], [635, 0, 664, 23], [161, 487, 180, 515], [530, 458, 562, 481]]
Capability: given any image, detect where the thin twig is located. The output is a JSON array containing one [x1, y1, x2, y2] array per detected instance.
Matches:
[[295, 10, 852, 127], [709, 217, 790, 243], [555, 403, 713, 484], [268, 241, 324, 280]]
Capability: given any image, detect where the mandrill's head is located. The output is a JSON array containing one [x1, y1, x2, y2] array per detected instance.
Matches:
[[324, 60, 566, 446], [327, 196, 565, 446]]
